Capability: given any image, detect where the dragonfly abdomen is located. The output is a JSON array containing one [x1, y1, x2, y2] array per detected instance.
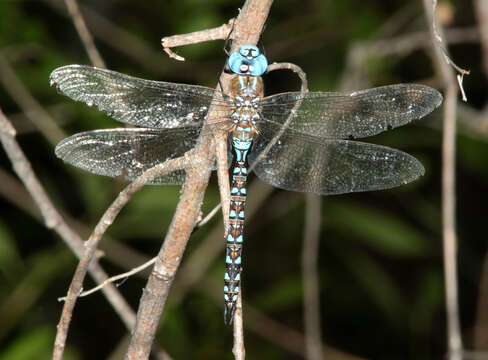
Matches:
[[224, 140, 249, 324], [224, 74, 263, 324]]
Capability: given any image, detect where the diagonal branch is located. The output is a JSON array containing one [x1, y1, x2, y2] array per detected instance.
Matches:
[[0, 108, 171, 359], [0, 54, 66, 144], [64, 0, 106, 68], [53, 155, 188, 360], [124, 1, 273, 359]]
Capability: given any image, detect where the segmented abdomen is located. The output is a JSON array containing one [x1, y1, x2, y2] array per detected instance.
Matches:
[[223, 75, 263, 324], [224, 139, 250, 324]]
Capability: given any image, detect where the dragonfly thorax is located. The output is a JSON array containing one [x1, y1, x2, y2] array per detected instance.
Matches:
[[229, 75, 263, 141]]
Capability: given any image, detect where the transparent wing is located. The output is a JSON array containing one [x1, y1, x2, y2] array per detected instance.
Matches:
[[261, 84, 442, 139], [50, 65, 230, 129], [55, 127, 204, 184], [249, 126, 424, 195]]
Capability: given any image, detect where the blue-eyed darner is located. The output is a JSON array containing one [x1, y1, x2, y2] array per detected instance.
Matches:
[[50, 45, 442, 324]]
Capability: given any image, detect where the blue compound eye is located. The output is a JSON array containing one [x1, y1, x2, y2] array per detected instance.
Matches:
[[228, 45, 268, 76]]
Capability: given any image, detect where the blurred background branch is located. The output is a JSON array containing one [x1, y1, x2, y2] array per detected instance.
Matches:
[[0, 0, 486, 359]]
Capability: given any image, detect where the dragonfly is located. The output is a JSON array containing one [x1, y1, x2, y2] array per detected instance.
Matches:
[[50, 45, 442, 324]]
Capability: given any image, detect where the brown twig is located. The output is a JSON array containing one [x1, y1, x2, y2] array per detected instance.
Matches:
[[0, 108, 172, 359], [266, 61, 324, 360], [215, 131, 231, 237], [0, 170, 171, 359], [233, 293, 245, 360], [171, 181, 275, 303], [249, 62, 307, 175], [302, 194, 323, 360], [61, 257, 158, 299], [199, 277, 364, 360], [64, 0, 106, 68], [475, 0, 488, 77], [123, 2, 273, 358], [162, 19, 235, 61], [53, 156, 187, 360], [195, 61, 309, 233], [423, 1, 463, 359]]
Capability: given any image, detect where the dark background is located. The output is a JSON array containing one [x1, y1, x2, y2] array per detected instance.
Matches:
[[0, 0, 486, 359]]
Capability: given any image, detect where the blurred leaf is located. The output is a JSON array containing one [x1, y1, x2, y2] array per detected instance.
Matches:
[[113, 186, 181, 238], [0, 4, 47, 47], [333, 245, 406, 319], [252, 274, 303, 311], [0, 326, 54, 360], [0, 219, 24, 284], [409, 270, 442, 335], [326, 200, 431, 256], [458, 135, 488, 179], [0, 246, 74, 340], [0, 326, 80, 360]]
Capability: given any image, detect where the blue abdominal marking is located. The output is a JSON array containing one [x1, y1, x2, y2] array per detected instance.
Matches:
[[50, 43, 442, 325]]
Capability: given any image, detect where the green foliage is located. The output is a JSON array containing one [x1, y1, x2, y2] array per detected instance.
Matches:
[[253, 274, 303, 311], [0, 0, 484, 359], [458, 134, 488, 178], [0, 220, 24, 285], [326, 200, 431, 257]]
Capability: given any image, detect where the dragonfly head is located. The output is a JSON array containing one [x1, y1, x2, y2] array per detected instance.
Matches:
[[228, 45, 268, 76]]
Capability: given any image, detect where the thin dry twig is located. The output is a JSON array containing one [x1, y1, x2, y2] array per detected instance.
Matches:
[[267, 61, 324, 360], [195, 61, 310, 231], [214, 131, 231, 237], [162, 19, 235, 61], [0, 108, 171, 359], [430, 0, 470, 101], [53, 156, 187, 360], [232, 293, 245, 360], [195, 201, 222, 229], [302, 194, 323, 360], [171, 181, 275, 304], [475, 0, 488, 77], [64, 0, 106, 68], [199, 278, 364, 360], [423, 1, 463, 359], [42, 0, 168, 75], [124, 2, 273, 358], [248, 62, 308, 176], [61, 257, 158, 299]]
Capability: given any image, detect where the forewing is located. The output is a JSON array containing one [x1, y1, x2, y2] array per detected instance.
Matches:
[[50, 65, 228, 129], [55, 127, 203, 184], [261, 84, 442, 139], [249, 126, 424, 195]]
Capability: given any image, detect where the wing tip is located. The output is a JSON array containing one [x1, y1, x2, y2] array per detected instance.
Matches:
[[49, 64, 96, 87]]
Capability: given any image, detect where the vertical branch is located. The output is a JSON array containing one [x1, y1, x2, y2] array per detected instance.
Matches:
[[422, 1, 463, 359], [232, 293, 246, 360], [124, 2, 273, 358], [265, 61, 324, 360], [302, 194, 323, 360], [53, 158, 187, 360], [474, 0, 488, 347], [474, 0, 488, 77]]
